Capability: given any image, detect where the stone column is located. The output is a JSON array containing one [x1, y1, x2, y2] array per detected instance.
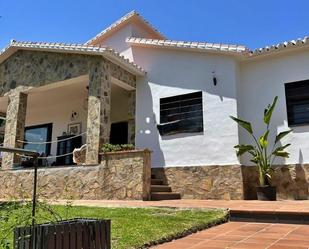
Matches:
[[127, 90, 136, 145], [2, 91, 28, 170], [85, 62, 111, 165]]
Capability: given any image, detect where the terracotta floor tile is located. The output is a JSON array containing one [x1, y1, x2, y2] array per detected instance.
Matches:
[[229, 242, 269, 249], [225, 230, 257, 236], [214, 235, 247, 242], [188, 231, 218, 239], [190, 240, 236, 248], [243, 237, 277, 244], [154, 243, 189, 249], [268, 245, 308, 249], [151, 221, 309, 249], [168, 239, 204, 246], [292, 226, 309, 235], [285, 234, 309, 242], [275, 239, 309, 247], [253, 232, 286, 239], [260, 225, 295, 234]]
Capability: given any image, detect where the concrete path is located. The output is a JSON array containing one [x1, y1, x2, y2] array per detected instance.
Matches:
[[152, 222, 309, 249], [52, 199, 309, 213]]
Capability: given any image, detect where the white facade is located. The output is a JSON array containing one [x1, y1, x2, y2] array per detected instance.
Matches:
[[239, 48, 309, 165], [3, 11, 308, 168], [132, 47, 240, 167], [88, 12, 309, 168]]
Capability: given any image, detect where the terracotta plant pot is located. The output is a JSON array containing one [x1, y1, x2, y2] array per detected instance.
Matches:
[[256, 186, 277, 201]]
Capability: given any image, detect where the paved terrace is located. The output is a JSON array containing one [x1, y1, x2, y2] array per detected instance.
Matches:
[[153, 222, 309, 249]]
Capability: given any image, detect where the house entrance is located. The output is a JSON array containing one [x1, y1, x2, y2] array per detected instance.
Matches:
[[110, 122, 128, 145]]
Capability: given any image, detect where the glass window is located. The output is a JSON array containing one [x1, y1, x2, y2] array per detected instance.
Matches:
[[24, 123, 52, 155], [285, 80, 309, 126], [157, 91, 203, 135]]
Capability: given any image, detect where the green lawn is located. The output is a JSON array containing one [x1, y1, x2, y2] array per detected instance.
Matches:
[[0, 202, 227, 249]]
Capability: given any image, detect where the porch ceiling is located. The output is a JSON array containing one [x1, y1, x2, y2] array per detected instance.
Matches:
[[0, 75, 88, 113]]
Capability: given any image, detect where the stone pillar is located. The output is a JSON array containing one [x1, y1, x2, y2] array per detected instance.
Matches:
[[127, 90, 136, 145], [2, 91, 28, 169], [85, 63, 111, 165]]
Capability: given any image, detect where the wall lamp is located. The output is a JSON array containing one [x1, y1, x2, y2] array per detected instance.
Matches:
[[212, 71, 217, 86]]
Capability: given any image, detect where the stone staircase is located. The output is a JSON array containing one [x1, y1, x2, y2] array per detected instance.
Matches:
[[151, 175, 181, 201]]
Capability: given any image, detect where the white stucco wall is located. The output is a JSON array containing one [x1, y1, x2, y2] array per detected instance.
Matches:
[[95, 24, 133, 56], [25, 83, 88, 164], [239, 47, 309, 165], [111, 83, 129, 123], [132, 47, 240, 167], [93, 22, 160, 60]]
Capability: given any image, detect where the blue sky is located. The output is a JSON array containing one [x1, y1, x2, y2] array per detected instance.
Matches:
[[0, 0, 309, 50]]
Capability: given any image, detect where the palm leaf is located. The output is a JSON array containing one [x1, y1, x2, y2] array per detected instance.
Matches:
[[273, 151, 290, 158], [275, 130, 292, 143], [234, 144, 255, 156], [264, 96, 278, 125], [230, 116, 253, 134], [259, 130, 269, 148]]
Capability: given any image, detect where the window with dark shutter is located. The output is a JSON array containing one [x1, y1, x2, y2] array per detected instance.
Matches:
[[285, 79, 309, 126], [157, 91, 203, 135]]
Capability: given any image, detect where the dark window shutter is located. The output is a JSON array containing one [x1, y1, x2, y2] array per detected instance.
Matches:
[[285, 80, 309, 126], [157, 91, 203, 135]]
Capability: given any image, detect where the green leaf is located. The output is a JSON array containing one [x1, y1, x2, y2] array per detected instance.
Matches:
[[264, 96, 278, 125], [273, 151, 290, 158], [259, 130, 269, 148], [275, 130, 292, 143], [274, 143, 291, 152], [230, 116, 253, 134], [234, 144, 255, 156], [272, 144, 290, 158]]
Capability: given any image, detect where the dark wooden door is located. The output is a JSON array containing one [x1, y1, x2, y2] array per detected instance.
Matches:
[[56, 135, 82, 165], [110, 122, 128, 145]]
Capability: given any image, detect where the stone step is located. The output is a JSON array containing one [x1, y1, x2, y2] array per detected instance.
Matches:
[[230, 210, 309, 225], [151, 192, 181, 201], [151, 185, 172, 192], [151, 179, 163, 185]]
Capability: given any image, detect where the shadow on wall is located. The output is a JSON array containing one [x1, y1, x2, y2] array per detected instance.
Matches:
[[132, 47, 239, 168], [161, 132, 203, 141], [135, 77, 165, 167]]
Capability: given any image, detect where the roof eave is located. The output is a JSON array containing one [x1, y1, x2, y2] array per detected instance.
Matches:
[[126, 39, 248, 58]]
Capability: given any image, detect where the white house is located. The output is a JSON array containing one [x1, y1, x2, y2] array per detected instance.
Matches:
[[0, 10, 308, 200]]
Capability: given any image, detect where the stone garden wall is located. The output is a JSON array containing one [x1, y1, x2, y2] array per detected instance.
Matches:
[[0, 150, 151, 201]]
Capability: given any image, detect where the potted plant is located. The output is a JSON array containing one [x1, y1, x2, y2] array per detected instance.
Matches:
[[230, 96, 292, 201]]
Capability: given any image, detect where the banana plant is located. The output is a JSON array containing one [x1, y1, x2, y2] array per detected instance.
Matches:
[[230, 96, 292, 186]]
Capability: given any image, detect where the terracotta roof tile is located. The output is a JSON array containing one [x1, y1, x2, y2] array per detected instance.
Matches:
[[0, 40, 145, 76], [86, 10, 165, 45], [126, 37, 248, 54]]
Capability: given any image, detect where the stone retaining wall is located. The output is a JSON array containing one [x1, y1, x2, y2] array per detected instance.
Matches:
[[152, 165, 244, 200], [242, 165, 309, 200], [152, 164, 309, 200], [0, 150, 151, 200]]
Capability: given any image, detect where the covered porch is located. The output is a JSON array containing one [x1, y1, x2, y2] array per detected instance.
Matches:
[[0, 74, 136, 168], [0, 41, 144, 169]]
